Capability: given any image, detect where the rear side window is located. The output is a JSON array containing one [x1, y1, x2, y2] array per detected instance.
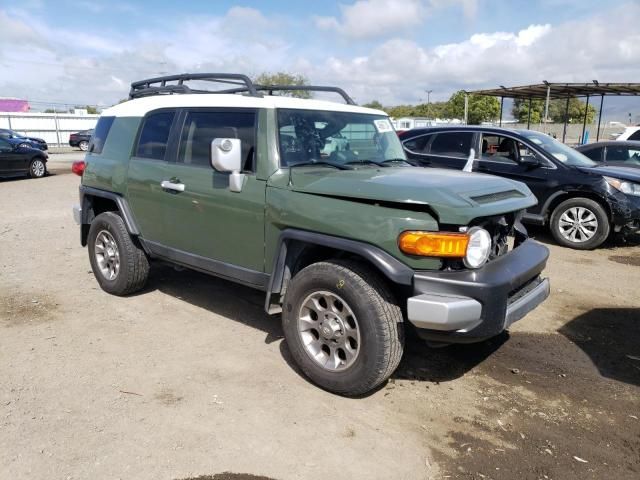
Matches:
[[402, 134, 431, 153], [135, 111, 175, 160], [628, 130, 640, 141], [582, 147, 602, 161], [178, 110, 256, 170], [430, 132, 474, 158], [89, 116, 115, 154]]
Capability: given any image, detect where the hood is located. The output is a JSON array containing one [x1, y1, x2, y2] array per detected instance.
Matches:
[[289, 166, 537, 224], [577, 165, 640, 183]]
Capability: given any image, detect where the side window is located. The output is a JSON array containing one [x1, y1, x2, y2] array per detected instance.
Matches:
[[480, 135, 518, 164], [582, 148, 602, 161], [402, 134, 431, 153], [628, 148, 640, 163], [430, 132, 474, 158], [178, 110, 256, 171], [89, 116, 115, 154], [135, 111, 175, 160], [606, 146, 630, 162]]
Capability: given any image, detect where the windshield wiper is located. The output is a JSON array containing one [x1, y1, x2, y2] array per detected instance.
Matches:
[[289, 160, 351, 170]]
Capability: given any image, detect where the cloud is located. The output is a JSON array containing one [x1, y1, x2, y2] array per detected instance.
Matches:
[[314, 0, 479, 39], [0, 2, 639, 108], [314, 0, 426, 39]]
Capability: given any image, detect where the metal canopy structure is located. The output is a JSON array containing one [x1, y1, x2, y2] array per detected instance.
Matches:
[[465, 81, 640, 143]]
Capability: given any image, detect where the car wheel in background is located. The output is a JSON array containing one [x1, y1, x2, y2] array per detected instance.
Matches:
[[87, 212, 150, 295], [79, 140, 89, 151], [282, 259, 404, 396], [550, 197, 610, 250], [29, 158, 47, 178]]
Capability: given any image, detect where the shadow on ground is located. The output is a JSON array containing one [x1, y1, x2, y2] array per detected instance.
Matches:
[[559, 307, 640, 387], [176, 474, 277, 480], [141, 264, 511, 394]]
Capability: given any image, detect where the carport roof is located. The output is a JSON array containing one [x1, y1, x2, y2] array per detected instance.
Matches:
[[466, 82, 640, 99]]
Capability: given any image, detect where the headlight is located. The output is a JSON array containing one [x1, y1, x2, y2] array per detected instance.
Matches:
[[464, 227, 492, 269], [604, 176, 640, 197]]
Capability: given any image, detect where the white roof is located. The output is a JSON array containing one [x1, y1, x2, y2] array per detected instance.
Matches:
[[103, 94, 386, 117]]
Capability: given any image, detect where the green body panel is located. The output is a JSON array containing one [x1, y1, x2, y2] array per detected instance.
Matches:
[[161, 165, 266, 271], [83, 117, 140, 194], [125, 157, 168, 241]]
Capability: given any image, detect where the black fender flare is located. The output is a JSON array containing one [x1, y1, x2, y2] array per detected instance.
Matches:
[[79, 185, 141, 245], [264, 229, 414, 313]]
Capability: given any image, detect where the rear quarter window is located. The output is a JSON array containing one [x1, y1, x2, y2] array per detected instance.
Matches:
[[89, 116, 115, 154]]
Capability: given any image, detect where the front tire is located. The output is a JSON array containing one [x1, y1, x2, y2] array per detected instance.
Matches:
[[549, 197, 610, 249], [28, 158, 46, 178], [87, 212, 150, 295], [282, 259, 404, 396]]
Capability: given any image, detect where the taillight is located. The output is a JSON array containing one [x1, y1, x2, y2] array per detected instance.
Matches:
[[72, 160, 86, 176]]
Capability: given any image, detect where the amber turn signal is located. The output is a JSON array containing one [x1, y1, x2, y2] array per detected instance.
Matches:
[[398, 231, 469, 257]]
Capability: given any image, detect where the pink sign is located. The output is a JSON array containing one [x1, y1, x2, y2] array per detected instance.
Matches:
[[0, 99, 30, 112]]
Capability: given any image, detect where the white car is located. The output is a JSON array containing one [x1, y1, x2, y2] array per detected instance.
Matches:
[[612, 126, 640, 141]]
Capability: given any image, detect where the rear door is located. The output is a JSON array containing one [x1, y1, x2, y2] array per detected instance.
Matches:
[[126, 110, 177, 243], [477, 133, 550, 210], [403, 131, 476, 169], [161, 108, 266, 274]]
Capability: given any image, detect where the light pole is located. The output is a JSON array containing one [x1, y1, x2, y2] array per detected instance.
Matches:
[[425, 89, 432, 119]]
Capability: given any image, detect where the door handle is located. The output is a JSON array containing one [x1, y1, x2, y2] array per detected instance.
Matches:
[[161, 180, 185, 192]]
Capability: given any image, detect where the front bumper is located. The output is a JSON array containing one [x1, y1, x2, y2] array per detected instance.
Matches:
[[406, 239, 550, 343], [610, 191, 640, 234]]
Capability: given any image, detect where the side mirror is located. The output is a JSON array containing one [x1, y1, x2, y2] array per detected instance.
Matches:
[[520, 155, 540, 168], [210, 138, 244, 192]]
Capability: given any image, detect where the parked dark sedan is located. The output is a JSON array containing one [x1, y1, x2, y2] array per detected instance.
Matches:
[[0, 136, 48, 178], [68, 129, 93, 151], [575, 141, 640, 167], [0, 128, 48, 151], [399, 126, 640, 249]]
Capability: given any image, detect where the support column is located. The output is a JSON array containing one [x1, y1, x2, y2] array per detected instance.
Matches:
[[581, 95, 590, 144], [527, 97, 532, 129], [464, 93, 469, 125], [596, 95, 604, 141], [562, 96, 570, 143], [499, 96, 504, 127], [543, 85, 551, 132]]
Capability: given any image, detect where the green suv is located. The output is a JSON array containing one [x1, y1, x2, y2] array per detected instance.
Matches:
[[73, 74, 550, 396]]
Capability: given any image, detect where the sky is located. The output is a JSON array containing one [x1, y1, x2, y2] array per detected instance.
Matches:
[[1, 0, 640, 118]]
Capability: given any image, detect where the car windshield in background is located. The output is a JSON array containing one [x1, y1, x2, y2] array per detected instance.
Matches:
[[277, 109, 406, 167], [521, 131, 597, 167]]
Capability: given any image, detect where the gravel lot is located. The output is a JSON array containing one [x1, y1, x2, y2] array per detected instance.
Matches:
[[1, 167, 639, 480]]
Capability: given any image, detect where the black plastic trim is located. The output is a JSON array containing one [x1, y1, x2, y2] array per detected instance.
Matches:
[[412, 239, 549, 343], [145, 240, 269, 290], [79, 185, 141, 236], [264, 229, 414, 312]]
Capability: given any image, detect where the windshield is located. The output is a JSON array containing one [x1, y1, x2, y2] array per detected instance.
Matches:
[[277, 109, 406, 167], [521, 131, 596, 167]]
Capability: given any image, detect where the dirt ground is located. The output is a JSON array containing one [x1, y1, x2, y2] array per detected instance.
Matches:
[[1, 167, 639, 480]]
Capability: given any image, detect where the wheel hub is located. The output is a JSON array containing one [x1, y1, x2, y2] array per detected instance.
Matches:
[[319, 316, 344, 340]]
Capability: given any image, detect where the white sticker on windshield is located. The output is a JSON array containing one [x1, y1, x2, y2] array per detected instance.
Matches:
[[374, 119, 393, 133]]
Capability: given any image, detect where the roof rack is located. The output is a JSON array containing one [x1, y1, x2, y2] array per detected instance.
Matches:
[[129, 73, 259, 99], [128, 73, 357, 105]]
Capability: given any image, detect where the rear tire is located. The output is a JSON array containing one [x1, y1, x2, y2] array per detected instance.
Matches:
[[88, 212, 149, 295], [549, 197, 609, 249], [79, 140, 89, 151], [282, 259, 404, 396]]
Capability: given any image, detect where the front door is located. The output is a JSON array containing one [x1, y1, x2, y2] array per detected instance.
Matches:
[[476, 133, 550, 213], [0, 138, 18, 174], [162, 108, 266, 273]]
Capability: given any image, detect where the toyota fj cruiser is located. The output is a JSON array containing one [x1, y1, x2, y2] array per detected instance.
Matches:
[[73, 73, 550, 396]]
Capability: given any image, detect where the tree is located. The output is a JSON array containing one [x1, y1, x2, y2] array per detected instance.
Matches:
[[253, 72, 311, 98], [446, 91, 500, 124], [512, 97, 596, 124], [362, 100, 384, 110]]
